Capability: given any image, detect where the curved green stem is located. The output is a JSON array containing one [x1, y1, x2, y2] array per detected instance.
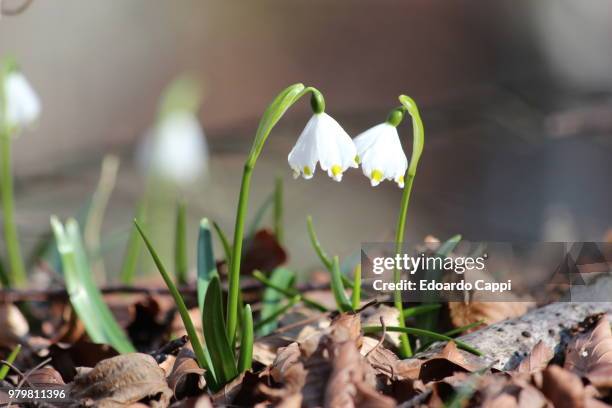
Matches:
[[226, 84, 322, 344], [393, 96, 425, 358]]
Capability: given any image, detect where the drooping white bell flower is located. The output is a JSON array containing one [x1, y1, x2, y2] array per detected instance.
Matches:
[[2, 70, 41, 130], [139, 111, 209, 185], [353, 115, 408, 188], [288, 112, 357, 181]]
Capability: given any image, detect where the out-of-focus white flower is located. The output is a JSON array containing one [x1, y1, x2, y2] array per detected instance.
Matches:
[[139, 111, 209, 185], [2, 71, 41, 129], [353, 122, 408, 188], [288, 112, 357, 181]]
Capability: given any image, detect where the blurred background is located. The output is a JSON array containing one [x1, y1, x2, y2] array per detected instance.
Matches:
[[0, 0, 611, 280]]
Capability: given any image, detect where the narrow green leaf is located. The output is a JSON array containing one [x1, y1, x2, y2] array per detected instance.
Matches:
[[174, 201, 188, 285], [416, 320, 485, 353], [351, 264, 361, 311], [51, 217, 135, 354], [0, 344, 21, 380], [306, 215, 332, 270], [238, 304, 254, 373], [212, 221, 232, 265], [362, 325, 482, 356], [197, 218, 219, 314], [402, 304, 441, 319], [256, 267, 295, 336], [254, 296, 299, 332], [330, 256, 352, 312], [436, 234, 462, 257], [0, 255, 9, 288], [134, 220, 216, 386], [120, 202, 146, 284], [203, 276, 238, 385], [253, 270, 328, 312], [246, 192, 273, 239], [273, 176, 283, 244]]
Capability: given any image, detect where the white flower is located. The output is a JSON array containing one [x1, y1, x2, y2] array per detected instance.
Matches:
[[288, 113, 357, 181], [353, 123, 408, 188], [2, 71, 41, 129], [138, 111, 209, 185]]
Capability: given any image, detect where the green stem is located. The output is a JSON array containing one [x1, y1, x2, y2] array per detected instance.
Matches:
[[392, 95, 425, 358], [0, 131, 26, 287], [274, 175, 283, 244], [253, 270, 328, 312], [226, 84, 320, 344]]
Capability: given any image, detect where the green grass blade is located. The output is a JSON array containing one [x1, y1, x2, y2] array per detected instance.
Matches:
[[253, 270, 328, 312], [0, 255, 9, 287], [212, 221, 232, 265], [0, 344, 21, 380], [416, 320, 485, 353], [120, 202, 146, 284], [362, 325, 482, 356], [402, 304, 441, 319], [331, 256, 352, 312], [254, 296, 299, 332], [273, 176, 283, 244], [174, 201, 188, 286], [306, 215, 332, 270], [197, 219, 219, 314], [256, 267, 295, 336], [134, 220, 215, 385], [351, 264, 361, 311], [247, 192, 273, 239], [52, 217, 135, 353], [436, 234, 462, 257], [238, 304, 254, 373], [203, 276, 238, 385]]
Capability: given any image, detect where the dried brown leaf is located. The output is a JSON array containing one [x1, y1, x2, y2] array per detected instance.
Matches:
[[449, 301, 533, 332], [28, 366, 65, 386], [515, 341, 554, 375], [419, 341, 486, 383], [0, 303, 28, 347], [166, 348, 205, 400], [70, 353, 172, 408], [361, 305, 401, 348], [240, 229, 287, 275], [565, 314, 612, 388]]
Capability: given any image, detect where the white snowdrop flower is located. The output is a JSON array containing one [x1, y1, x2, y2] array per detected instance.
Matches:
[[140, 111, 209, 185], [2, 70, 41, 129], [288, 112, 357, 182], [353, 109, 408, 188]]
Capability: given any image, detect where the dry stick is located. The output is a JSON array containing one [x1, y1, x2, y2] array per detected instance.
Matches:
[[414, 301, 612, 371]]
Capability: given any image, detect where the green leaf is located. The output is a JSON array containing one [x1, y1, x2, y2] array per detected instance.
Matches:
[[246, 192, 273, 239], [120, 202, 147, 284], [197, 218, 219, 314], [402, 303, 441, 319], [203, 276, 238, 385], [436, 234, 462, 257], [237, 304, 254, 373], [273, 176, 283, 244], [416, 320, 485, 353], [351, 264, 361, 311], [174, 201, 188, 285], [256, 267, 295, 336], [254, 296, 299, 332], [51, 217, 135, 354], [134, 220, 216, 386], [212, 221, 232, 265], [253, 270, 328, 312], [306, 215, 332, 270], [362, 325, 482, 356], [330, 256, 352, 312], [0, 255, 9, 287], [0, 344, 21, 380]]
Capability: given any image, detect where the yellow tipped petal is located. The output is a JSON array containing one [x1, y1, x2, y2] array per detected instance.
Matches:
[[371, 169, 384, 183], [331, 165, 342, 177], [303, 166, 312, 176]]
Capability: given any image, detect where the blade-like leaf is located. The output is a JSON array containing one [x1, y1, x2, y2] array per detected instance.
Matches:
[[0, 344, 21, 380], [351, 264, 361, 311], [120, 202, 146, 284], [212, 221, 232, 265], [331, 256, 352, 312], [51, 217, 135, 353], [436, 234, 462, 257], [256, 267, 295, 336], [403, 304, 441, 318], [307, 215, 353, 289], [174, 201, 188, 285], [238, 304, 254, 373], [197, 219, 219, 314], [252, 270, 328, 312], [134, 220, 216, 386], [246, 192, 273, 239], [203, 276, 238, 385], [254, 296, 299, 332]]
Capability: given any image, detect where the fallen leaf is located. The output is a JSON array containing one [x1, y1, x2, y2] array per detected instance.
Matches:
[[240, 229, 287, 275], [28, 366, 66, 386], [361, 305, 401, 348], [515, 341, 554, 375], [167, 348, 205, 400], [48, 340, 119, 382], [0, 303, 28, 348], [449, 301, 533, 332], [540, 365, 603, 408], [564, 314, 612, 388], [70, 353, 172, 408], [419, 341, 486, 383]]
